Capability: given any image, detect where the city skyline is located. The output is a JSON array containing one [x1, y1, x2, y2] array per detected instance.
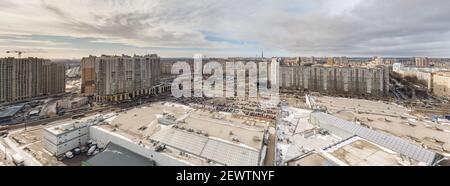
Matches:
[[1, 0, 450, 59]]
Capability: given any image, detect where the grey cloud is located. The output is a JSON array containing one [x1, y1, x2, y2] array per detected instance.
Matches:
[[3, 0, 450, 56], [39, 0, 210, 48], [259, 0, 450, 56]]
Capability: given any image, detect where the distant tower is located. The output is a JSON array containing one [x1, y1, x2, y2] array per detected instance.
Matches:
[[261, 51, 264, 59]]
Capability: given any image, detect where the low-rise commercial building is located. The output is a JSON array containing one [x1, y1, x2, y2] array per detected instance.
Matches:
[[43, 121, 89, 156], [57, 97, 89, 110]]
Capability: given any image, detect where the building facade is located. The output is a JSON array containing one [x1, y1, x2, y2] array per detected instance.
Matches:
[[0, 57, 65, 105], [393, 63, 450, 94], [81, 54, 161, 102], [280, 65, 390, 97], [43, 121, 89, 156], [432, 72, 450, 98], [415, 57, 430, 67]]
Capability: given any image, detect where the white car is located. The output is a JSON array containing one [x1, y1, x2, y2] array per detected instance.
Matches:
[[65, 151, 74, 159]]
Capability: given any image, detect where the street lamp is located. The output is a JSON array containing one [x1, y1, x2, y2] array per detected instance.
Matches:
[[24, 113, 30, 131]]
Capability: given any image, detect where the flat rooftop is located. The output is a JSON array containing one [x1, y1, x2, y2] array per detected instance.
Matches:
[[109, 102, 191, 138], [44, 114, 102, 135], [313, 96, 409, 116], [181, 110, 266, 149], [150, 127, 260, 166], [100, 101, 268, 166], [326, 137, 415, 166], [312, 96, 450, 155], [311, 112, 443, 165], [277, 106, 341, 164], [277, 105, 445, 166]]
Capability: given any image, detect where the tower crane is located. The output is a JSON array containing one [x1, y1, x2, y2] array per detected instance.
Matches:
[[6, 51, 24, 58], [5, 50, 45, 58]]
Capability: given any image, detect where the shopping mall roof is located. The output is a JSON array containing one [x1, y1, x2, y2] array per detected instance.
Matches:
[[311, 112, 445, 165], [150, 128, 260, 166]]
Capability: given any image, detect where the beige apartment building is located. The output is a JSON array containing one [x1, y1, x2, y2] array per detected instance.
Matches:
[[432, 72, 450, 98], [81, 54, 162, 102], [0, 57, 65, 104]]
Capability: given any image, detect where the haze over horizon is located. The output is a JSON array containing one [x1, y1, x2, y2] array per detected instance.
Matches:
[[1, 0, 450, 59]]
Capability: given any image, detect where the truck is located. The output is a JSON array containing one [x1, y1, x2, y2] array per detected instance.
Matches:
[[12, 154, 24, 166]]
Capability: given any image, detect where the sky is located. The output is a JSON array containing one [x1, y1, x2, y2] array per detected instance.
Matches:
[[0, 0, 450, 59]]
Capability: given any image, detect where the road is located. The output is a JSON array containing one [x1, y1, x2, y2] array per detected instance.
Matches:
[[0, 92, 173, 132]]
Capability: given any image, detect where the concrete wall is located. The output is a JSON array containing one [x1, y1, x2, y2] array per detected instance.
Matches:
[[43, 129, 58, 146], [56, 127, 89, 144], [44, 134, 88, 156]]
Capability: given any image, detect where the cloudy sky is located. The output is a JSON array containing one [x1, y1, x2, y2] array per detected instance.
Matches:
[[0, 0, 449, 59]]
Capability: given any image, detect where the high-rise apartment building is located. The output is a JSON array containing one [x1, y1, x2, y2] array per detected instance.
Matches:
[[415, 57, 430, 67], [280, 64, 390, 97], [81, 54, 161, 102], [0, 57, 65, 104]]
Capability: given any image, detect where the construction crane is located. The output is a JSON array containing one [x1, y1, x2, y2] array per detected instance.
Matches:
[[6, 50, 45, 58], [6, 51, 24, 58]]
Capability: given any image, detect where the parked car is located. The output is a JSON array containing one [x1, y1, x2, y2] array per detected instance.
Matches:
[[65, 151, 74, 159], [73, 148, 81, 155]]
